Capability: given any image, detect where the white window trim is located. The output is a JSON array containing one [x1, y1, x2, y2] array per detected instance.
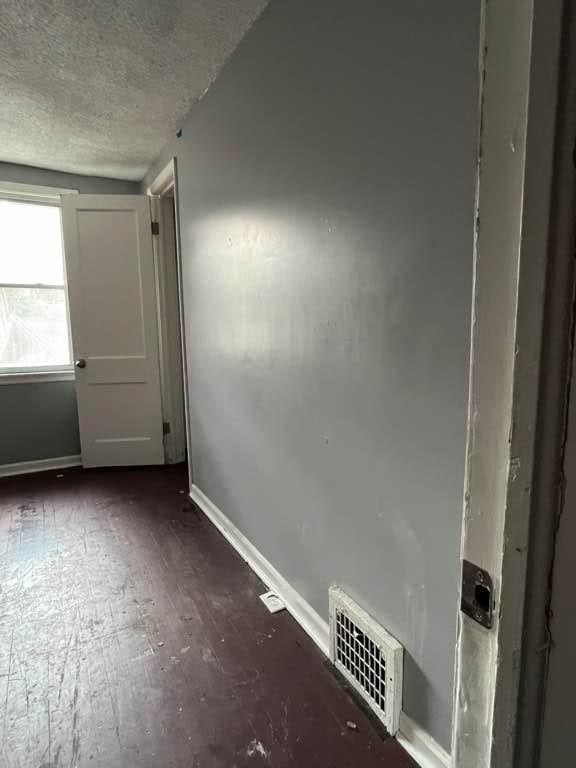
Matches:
[[0, 369, 74, 385], [0, 181, 78, 205], [0, 182, 78, 382]]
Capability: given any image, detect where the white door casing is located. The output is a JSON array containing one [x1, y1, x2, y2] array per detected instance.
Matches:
[[148, 156, 193, 482], [451, 0, 565, 766], [61, 195, 164, 467], [149, 193, 186, 464]]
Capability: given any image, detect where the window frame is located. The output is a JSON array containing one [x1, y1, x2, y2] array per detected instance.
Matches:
[[0, 183, 78, 384]]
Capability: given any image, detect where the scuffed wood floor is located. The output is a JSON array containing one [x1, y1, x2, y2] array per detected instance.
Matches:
[[0, 465, 416, 768]]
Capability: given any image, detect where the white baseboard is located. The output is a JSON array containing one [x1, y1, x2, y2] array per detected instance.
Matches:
[[190, 484, 330, 655], [189, 483, 452, 768], [397, 712, 452, 768], [0, 454, 82, 478]]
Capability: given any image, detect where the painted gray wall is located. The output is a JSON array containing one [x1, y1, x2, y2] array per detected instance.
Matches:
[[0, 162, 140, 194], [0, 381, 80, 464], [0, 163, 139, 465], [146, 0, 479, 748]]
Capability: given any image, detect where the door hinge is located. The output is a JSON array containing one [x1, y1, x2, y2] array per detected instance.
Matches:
[[461, 560, 494, 629], [162, 421, 171, 435], [151, 221, 160, 236]]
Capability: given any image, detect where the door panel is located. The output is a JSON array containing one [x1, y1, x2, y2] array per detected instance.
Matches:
[[62, 195, 164, 467]]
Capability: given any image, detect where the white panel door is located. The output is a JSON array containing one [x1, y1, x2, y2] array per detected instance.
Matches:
[[61, 195, 164, 467]]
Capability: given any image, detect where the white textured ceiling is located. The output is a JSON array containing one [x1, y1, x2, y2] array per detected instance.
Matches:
[[0, 0, 268, 180]]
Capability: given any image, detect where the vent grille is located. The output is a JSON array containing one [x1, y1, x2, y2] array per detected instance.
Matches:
[[335, 610, 388, 709], [329, 587, 403, 735]]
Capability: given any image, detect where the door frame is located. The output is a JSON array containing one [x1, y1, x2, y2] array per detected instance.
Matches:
[[452, 0, 573, 765], [147, 158, 193, 482], [514, 1, 576, 763]]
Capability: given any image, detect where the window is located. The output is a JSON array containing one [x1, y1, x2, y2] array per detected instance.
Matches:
[[0, 198, 72, 375]]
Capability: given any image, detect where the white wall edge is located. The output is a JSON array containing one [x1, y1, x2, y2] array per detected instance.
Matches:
[[189, 483, 451, 768], [397, 712, 452, 768], [0, 455, 82, 478]]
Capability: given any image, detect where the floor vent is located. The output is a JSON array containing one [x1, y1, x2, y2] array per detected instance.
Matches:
[[329, 587, 403, 735]]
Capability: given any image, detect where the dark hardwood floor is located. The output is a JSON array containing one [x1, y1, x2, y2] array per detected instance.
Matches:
[[0, 465, 415, 768]]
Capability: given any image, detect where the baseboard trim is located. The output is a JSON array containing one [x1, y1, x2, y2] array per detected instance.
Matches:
[[189, 483, 451, 768], [190, 484, 330, 655], [397, 712, 452, 768], [0, 454, 82, 478]]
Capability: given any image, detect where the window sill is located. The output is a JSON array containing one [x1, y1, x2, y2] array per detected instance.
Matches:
[[0, 370, 75, 385]]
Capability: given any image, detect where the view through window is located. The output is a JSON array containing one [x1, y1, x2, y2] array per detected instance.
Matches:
[[0, 199, 71, 372]]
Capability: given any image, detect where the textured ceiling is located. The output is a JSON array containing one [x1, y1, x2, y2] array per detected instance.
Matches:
[[0, 0, 268, 180]]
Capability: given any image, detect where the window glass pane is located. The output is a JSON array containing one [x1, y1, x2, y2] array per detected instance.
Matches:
[[0, 287, 71, 368], [0, 200, 65, 285]]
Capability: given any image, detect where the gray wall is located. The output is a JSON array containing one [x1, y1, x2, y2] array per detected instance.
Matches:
[[0, 381, 80, 464], [0, 162, 139, 194], [0, 163, 139, 465], [146, 0, 479, 749]]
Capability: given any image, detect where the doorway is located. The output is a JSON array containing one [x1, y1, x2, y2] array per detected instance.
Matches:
[[148, 159, 191, 476]]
